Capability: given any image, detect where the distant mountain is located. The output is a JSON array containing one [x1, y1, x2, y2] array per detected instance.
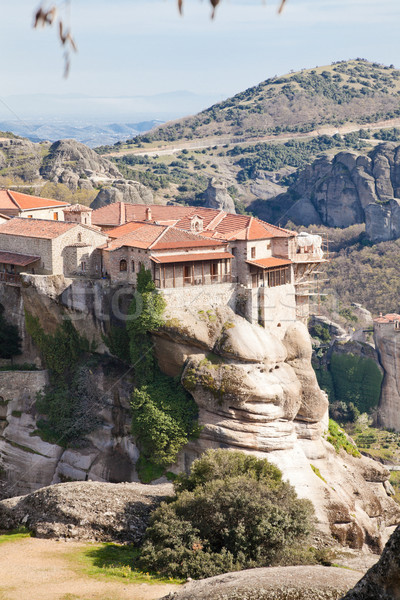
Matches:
[[2, 91, 222, 119], [132, 59, 400, 145], [0, 120, 163, 147]]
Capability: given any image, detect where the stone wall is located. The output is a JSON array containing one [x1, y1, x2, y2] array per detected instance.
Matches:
[[0, 234, 53, 273], [162, 282, 236, 313], [52, 225, 106, 276]]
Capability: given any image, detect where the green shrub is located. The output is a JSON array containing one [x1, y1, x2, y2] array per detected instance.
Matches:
[[139, 450, 315, 579], [327, 419, 361, 457]]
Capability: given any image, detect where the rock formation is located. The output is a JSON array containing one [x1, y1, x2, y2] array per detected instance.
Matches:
[[0, 138, 44, 182], [0, 276, 398, 551], [374, 322, 400, 432], [90, 179, 153, 209], [202, 178, 236, 213], [342, 525, 400, 599], [40, 139, 122, 190], [0, 481, 172, 543], [161, 566, 362, 600], [280, 142, 400, 241], [153, 306, 400, 551]]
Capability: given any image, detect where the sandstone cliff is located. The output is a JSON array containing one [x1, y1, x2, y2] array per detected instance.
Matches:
[[153, 306, 400, 551], [202, 178, 236, 214], [279, 142, 400, 242], [0, 277, 398, 552], [375, 323, 400, 433]]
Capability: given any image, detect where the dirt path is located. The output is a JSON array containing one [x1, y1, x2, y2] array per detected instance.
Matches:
[[0, 538, 178, 600], [107, 116, 400, 158]]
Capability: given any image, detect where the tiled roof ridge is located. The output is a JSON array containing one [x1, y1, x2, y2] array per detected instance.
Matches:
[[148, 225, 170, 249], [255, 217, 296, 236], [204, 210, 227, 230], [6, 190, 21, 209]]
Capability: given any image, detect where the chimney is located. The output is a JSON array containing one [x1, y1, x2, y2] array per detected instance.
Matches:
[[146, 207, 152, 221], [119, 202, 126, 225]]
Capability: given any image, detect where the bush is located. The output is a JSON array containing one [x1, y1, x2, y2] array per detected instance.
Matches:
[[128, 267, 199, 477], [138, 450, 315, 579]]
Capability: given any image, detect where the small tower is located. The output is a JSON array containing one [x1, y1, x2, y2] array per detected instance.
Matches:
[[63, 204, 93, 226]]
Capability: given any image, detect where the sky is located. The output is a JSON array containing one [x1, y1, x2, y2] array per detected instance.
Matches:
[[2, 0, 400, 122]]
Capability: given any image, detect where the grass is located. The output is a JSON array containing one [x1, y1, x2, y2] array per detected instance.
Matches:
[[0, 529, 31, 545], [67, 543, 183, 585], [389, 471, 400, 504], [310, 464, 327, 484]]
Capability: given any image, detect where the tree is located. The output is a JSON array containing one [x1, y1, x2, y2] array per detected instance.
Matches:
[[138, 449, 314, 579]]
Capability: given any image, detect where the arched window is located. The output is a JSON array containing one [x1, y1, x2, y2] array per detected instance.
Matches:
[[120, 259, 127, 272], [77, 233, 82, 242]]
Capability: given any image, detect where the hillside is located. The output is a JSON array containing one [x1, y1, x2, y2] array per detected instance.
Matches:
[[124, 59, 400, 146]]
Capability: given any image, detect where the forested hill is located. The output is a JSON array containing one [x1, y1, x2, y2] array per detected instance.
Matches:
[[127, 59, 400, 146]]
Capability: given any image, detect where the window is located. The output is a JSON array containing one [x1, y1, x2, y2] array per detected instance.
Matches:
[[53, 212, 58, 221], [120, 259, 127, 272], [131, 260, 135, 272], [27, 215, 32, 218], [266, 241, 271, 249], [81, 261, 86, 272], [77, 233, 82, 242], [251, 247, 256, 259], [231, 247, 236, 256]]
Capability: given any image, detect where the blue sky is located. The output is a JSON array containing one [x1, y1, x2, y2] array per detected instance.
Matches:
[[2, 0, 400, 120]]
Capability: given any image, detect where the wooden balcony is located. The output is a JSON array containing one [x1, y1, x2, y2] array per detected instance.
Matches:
[[0, 272, 21, 284]]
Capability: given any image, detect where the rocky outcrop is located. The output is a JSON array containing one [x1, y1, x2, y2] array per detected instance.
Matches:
[[153, 306, 400, 552], [281, 143, 400, 241], [342, 525, 400, 599], [365, 198, 400, 243], [161, 566, 362, 600], [0, 277, 398, 551], [0, 138, 44, 182], [40, 139, 121, 190], [90, 179, 153, 209], [375, 323, 400, 432], [202, 178, 236, 213], [0, 481, 172, 543]]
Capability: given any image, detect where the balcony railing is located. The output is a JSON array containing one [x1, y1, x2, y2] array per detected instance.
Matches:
[[155, 274, 234, 289], [0, 272, 21, 284]]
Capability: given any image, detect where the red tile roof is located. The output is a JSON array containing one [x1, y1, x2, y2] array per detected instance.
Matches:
[[374, 313, 400, 323], [151, 251, 233, 264], [106, 221, 147, 238], [246, 257, 292, 269], [0, 190, 70, 211], [0, 217, 76, 239], [92, 203, 294, 242], [0, 251, 40, 267]]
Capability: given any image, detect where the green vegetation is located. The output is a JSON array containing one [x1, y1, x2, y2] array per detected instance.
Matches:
[[102, 326, 130, 363], [0, 303, 21, 359], [230, 133, 367, 182], [25, 313, 100, 446], [68, 543, 182, 585], [310, 464, 327, 484], [329, 353, 383, 415], [327, 419, 360, 457], [310, 323, 331, 342], [325, 239, 400, 314], [128, 267, 199, 481], [0, 529, 31, 544], [389, 471, 400, 504], [139, 450, 315, 579]]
